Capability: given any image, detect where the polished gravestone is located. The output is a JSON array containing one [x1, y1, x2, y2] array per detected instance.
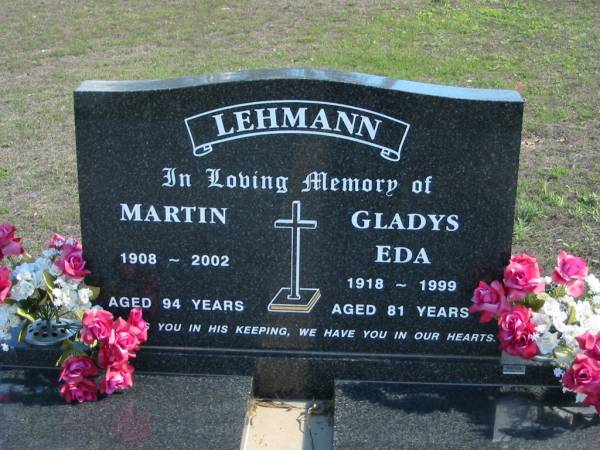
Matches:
[[2, 69, 594, 448], [0, 369, 252, 450], [333, 381, 599, 450], [70, 68, 524, 395]]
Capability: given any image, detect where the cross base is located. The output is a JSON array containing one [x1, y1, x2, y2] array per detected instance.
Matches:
[[268, 287, 321, 314]]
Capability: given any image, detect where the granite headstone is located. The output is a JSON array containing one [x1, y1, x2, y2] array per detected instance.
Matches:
[[69, 68, 532, 396]]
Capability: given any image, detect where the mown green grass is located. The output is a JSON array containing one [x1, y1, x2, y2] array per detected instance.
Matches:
[[0, 0, 598, 269]]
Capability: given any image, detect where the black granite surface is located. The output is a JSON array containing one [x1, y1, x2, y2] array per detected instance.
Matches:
[[75, 68, 523, 359], [333, 381, 600, 450], [1, 342, 558, 399], [0, 368, 252, 450]]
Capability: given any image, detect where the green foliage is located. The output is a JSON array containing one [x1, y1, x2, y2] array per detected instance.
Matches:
[[567, 304, 577, 325], [56, 348, 87, 367], [515, 293, 545, 311]]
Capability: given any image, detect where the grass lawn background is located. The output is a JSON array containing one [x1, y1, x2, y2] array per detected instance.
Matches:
[[1, 0, 598, 271]]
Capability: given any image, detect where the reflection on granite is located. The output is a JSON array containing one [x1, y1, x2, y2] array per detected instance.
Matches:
[[0, 369, 251, 450], [333, 381, 600, 450]]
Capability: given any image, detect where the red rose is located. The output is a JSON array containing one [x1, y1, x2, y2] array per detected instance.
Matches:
[[0, 222, 25, 260], [128, 307, 148, 343], [498, 306, 539, 359], [59, 378, 98, 403], [59, 355, 99, 383], [562, 354, 600, 393], [576, 331, 600, 359], [552, 251, 588, 298], [469, 280, 510, 323], [53, 241, 91, 281], [97, 331, 130, 368], [81, 308, 114, 345], [503, 254, 545, 301], [99, 362, 135, 395], [113, 317, 140, 355], [0, 267, 11, 303]]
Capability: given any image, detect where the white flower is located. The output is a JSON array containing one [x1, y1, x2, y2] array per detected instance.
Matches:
[[553, 367, 565, 378], [49, 276, 90, 312], [544, 276, 553, 284], [78, 288, 93, 305], [1, 343, 8, 352], [34, 257, 52, 273], [12, 261, 46, 290], [542, 298, 565, 318], [51, 287, 64, 307], [532, 312, 551, 334], [561, 325, 584, 349], [49, 264, 62, 277], [0, 303, 21, 328], [10, 279, 35, 300], [582, 314, 600, 334], [558, 295, 575, 306], [575, 301, 594, 323], [587, 274, 600, 294], [535, 331, 560, 355], [51, 284, 79, 312]]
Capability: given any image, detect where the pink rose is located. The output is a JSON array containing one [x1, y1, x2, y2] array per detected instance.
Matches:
[[0, 222, 25, 260], [128, 307, 148, 343], [0, 267, 11, 303], [97, 332, 130, 368], [552, 251, 588, 298], [113, 317, 140, 355], [53, 241, 91, 281], [99, 362, 135, 395], [48, 233, 66, 250], [59, 355, 99, 382], [59, 378, 98, 403], [498, 306, 539, 359], [562, 354, 600, 393], [81, 308, 114, 344], [576, 331, 600, 359], [503, 254, 545, 301], [469, 280, 510, 323]]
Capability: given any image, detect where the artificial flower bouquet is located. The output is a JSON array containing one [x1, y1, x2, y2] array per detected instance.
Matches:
[[470, 250, 600, 412], [0, 222, 148, 403], [58, 307, 148, 403], [0, 223, 96, 343]]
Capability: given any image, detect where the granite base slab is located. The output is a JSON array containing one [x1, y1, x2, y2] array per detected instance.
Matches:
[[333, 381, 600, 450], [1, 344, 559, 399], [0, 368, 252, 450]]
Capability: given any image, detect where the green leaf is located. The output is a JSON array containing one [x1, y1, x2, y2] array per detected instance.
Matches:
[[551, 285, 567, 298], [514, 294, 545, 311], [16, 307, 36, 322], [42, 271, 55, 291], [17, 322, 30, 342], [56, 348, 87, 367], [87, 285, 101, 301], [567, 304, 577, 325]]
